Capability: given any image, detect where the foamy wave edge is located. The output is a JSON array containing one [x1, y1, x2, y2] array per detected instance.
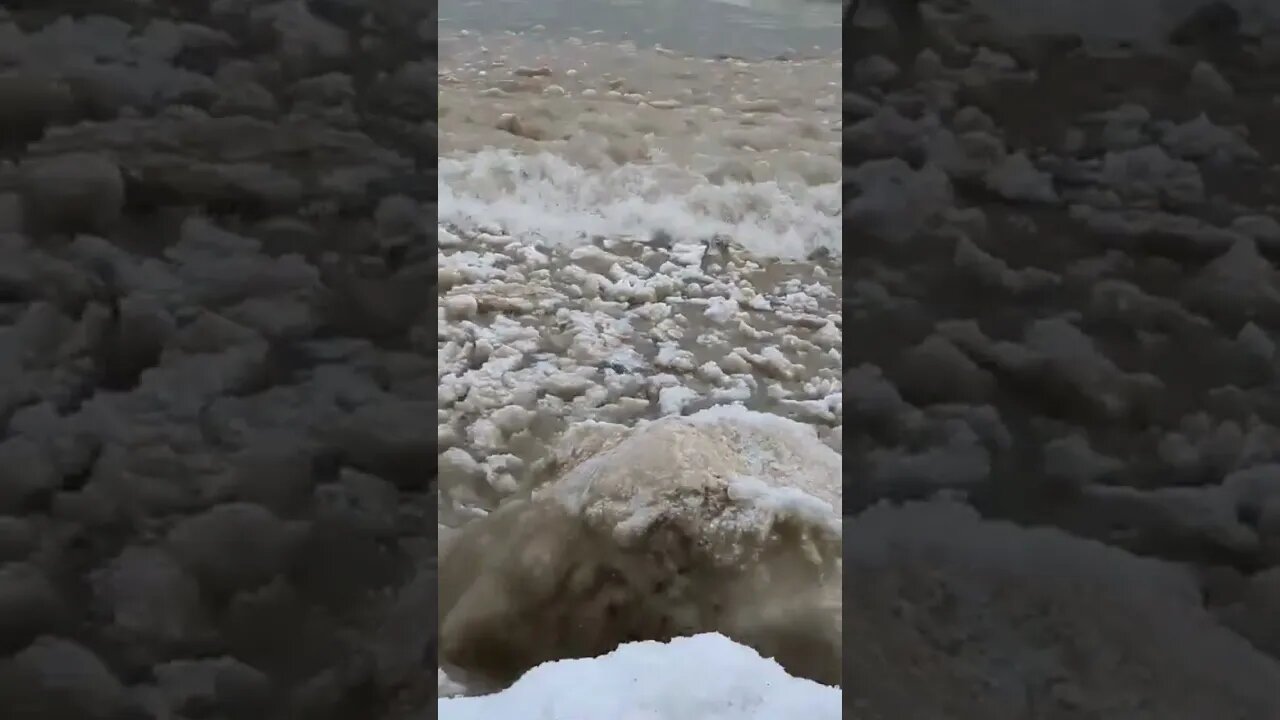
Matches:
[[439, 149, 842, 260]]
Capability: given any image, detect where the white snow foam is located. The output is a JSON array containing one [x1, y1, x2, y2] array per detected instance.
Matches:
[[438, 149, 841, 260]]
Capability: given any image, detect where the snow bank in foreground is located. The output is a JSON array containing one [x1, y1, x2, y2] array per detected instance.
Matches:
[[438, 633, 840, 720]]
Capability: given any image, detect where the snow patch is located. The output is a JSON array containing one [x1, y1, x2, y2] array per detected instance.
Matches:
[[438, 633, 840, 719]]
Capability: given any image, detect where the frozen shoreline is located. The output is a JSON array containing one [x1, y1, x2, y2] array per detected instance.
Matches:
[[436, 35, 843, 694]]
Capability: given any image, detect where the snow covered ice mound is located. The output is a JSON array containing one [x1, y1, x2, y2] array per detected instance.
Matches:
[[438, 406, 842, 689], [438, 633, 840, 720]]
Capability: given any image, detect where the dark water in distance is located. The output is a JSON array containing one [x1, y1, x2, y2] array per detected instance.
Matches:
[[439, 0, 841, 59]]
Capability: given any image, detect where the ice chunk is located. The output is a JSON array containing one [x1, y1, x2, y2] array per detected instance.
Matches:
[[439, 407, 840, 689]]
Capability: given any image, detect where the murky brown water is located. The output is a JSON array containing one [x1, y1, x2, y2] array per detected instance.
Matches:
[[438, 30, 841, 259]]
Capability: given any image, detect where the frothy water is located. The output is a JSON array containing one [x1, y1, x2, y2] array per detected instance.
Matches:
[[439, 31, 841, 259]]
